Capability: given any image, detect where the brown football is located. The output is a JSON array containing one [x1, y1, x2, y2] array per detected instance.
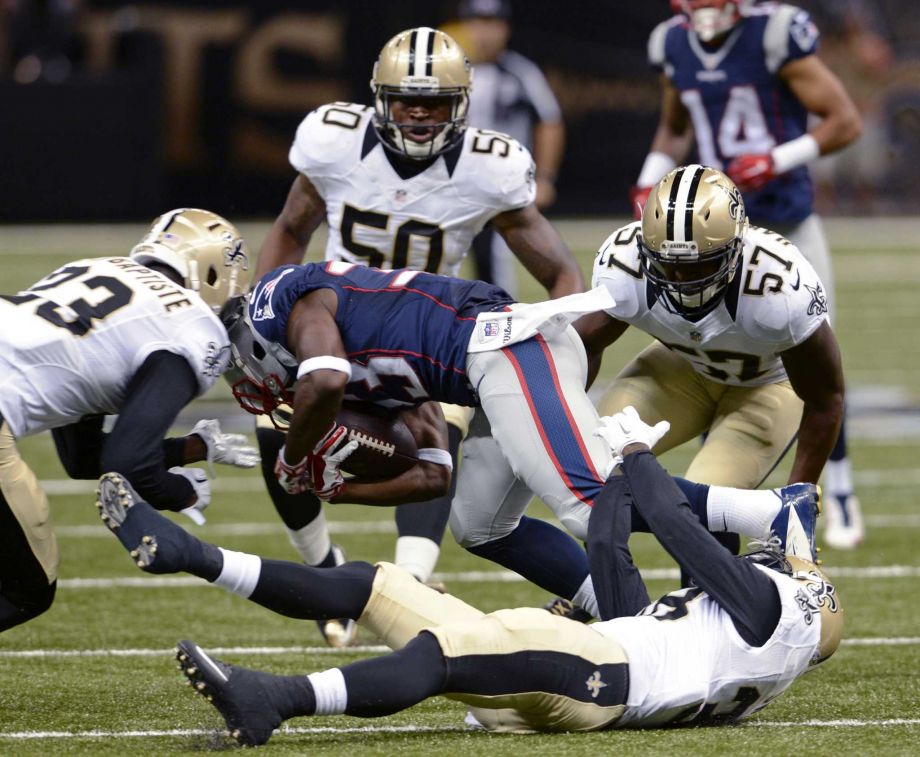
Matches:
[[336, 403, 419, 479]]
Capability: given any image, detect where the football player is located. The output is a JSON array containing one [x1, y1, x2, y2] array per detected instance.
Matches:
[[630, 0, 864, 548], [96, 407, 837, 745], [252, 25, 584, 644], [218, 258, 821, 624], [0, 209, 257, 633], [586, 165, 844, 489], [539, 165, 843, 612]]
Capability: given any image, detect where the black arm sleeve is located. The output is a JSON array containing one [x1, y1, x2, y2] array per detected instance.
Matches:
[[99, 351, 200, 511], [52, 416, 106, 479], [586, 473, 650, 620], [620, 451, 782, 647]]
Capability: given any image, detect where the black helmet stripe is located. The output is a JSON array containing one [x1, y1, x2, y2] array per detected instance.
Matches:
[[425, 28, 435, 75], [408, 27, 435, 77], [666, 167, 685, 241], [683, 167, 704, 242], [667, 164, 705, 242], [408, 29, 418, 75]]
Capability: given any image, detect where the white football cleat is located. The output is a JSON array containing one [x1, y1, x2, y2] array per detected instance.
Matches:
[[824, 493, 865, 550]]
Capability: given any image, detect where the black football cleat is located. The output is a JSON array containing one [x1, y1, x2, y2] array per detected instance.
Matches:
[[96, 472, 196, 574], [176, 639, 283, 747]]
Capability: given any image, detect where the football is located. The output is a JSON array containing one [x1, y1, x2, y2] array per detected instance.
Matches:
[[336, 403, 419, 479]]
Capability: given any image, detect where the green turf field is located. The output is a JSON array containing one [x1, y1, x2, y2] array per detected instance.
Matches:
[[1, 219, 918, 754]]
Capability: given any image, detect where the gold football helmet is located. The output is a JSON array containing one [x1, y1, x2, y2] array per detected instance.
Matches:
[[639, 164, 746, 318], [130, 208, 249, 313], [786, 556, 844, 667], [370, 26, 472, 159]]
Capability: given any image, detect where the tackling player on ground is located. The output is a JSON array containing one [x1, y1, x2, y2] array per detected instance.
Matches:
[[631, 0, 863, 548], [251, 26, 583, 646], [95, 406, 836, 745]]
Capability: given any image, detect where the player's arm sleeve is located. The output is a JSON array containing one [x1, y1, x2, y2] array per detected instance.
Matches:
[[765, 5, 820, 73], [620, 451, 783, 646], [52, 416, 106, 479], [99, 351, 200, 511], [586, 473, 652, 619], [477, 138, 538, 215], [288, 110, 331, 198], [647, 19, 674, 73]]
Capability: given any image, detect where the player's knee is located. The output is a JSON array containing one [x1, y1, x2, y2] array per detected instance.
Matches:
[[449, 514, 516, 550], [0, 579, 56, 631]]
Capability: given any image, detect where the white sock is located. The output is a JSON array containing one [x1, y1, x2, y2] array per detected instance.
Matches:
[[394, 536, 440, 583], [286, 512, 333, 566], [706, 486, 782, 539], [573, 574, 599, 619], [214, 549, 262, 598], [823, 458, 853, 496], [308, 668, 348, 715]]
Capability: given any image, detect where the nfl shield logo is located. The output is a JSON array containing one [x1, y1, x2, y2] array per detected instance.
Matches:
[[483, 322, 499, 337]]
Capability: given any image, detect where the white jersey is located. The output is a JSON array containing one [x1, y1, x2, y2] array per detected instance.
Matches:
[[592, 565, 820, 727], [592, 222, 828, 386], [0, 258, 229, 438], [289, 102, 536, 276]]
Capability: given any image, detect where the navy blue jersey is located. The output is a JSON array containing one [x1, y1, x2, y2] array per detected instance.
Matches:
[[249, 262, 514, 408], [649, 4, 820, 223]]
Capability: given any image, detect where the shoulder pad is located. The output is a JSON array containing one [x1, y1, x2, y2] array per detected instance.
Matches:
[[648, 17, 683, 69], [459, 129, 536, 212], [763, 4, 819, 73], [739, 226, 826, 345], [289, 102, 373, 178], [591, 223, 644, 320]]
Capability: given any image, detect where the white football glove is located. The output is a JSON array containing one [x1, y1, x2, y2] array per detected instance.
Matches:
[[307, 425, 359, 501], [190, 419, 260, 477], [595, 406, 671, 459], [169, 466, 211, 525]]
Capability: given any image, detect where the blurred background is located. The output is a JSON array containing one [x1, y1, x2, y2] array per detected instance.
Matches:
[[1, 0, 918, 221]]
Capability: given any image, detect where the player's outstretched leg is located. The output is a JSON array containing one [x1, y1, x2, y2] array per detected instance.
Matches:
[[177, 640, 286, 746], [96, 473, 221, 576], [769, 483, 821, 562]]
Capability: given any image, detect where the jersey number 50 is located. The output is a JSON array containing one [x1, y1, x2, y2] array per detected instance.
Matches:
[[341, 205, 445, 273]]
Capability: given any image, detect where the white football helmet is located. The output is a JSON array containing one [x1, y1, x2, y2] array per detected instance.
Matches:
[[639, 164, 747, 318], [130, 208, 249, 313], [370, 27, 472, 159], [678, 0, 755, 42], [219, 295, 296, 426]]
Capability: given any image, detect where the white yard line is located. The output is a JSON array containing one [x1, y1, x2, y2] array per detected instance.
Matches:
[[0, 719, 918, 740], [0, 637, 916, 660]]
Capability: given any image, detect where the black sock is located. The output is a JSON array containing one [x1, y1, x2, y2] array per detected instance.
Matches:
[[248, 560, 376, 620], [468, 515, 589, 598], [342, 632, 447, 717], [190, 541, 224, 582]]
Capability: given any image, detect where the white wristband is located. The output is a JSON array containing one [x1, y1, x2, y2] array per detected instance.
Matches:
[[637, 151, 677, 187], [770, 134, 820, 175], [296, 356, 352, 380], [417, 447, 453, 471]]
